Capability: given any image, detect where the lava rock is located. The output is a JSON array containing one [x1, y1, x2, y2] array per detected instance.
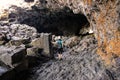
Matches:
[[0, 45, 26, 68]]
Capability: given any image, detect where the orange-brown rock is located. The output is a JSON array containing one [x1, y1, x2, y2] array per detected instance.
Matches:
[[85, 0, 120, 65]]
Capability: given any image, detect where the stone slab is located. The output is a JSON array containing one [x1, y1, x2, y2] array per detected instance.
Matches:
[[0, 45, 26, 67]]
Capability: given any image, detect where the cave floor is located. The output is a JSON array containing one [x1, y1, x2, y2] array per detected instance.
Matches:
[[23, 36, 106, 80]]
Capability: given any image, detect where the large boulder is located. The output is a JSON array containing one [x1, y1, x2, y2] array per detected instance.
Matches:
[[0, 45, 28, 80], [0, 59, 28, 80], [0, 24, 38, 42], [41, 33, 52, 57], [0, 45, 26, 67], [31, 33, 53, 58]]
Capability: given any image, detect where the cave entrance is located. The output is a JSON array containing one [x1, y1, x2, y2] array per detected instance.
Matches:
[[21, 7, 90, 36], [44, 13, 90, 36], [42, 10, 90, 36]]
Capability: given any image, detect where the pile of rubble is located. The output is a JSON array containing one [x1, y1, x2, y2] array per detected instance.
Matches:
[[0, 24, 53, 80]]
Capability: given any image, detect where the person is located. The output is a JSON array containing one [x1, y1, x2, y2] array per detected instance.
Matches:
[[56, 36, 63, 60]]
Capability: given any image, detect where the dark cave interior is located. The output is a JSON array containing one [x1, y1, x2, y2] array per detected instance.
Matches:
[[19, 6, 90, 36]]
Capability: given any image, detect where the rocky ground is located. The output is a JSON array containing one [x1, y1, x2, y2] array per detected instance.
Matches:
[[20, 35, 117, 80]]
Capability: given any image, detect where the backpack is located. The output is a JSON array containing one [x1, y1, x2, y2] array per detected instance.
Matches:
[[57, 39, 63, 49]]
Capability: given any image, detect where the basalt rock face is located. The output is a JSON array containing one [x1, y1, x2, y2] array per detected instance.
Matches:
[[82, 0, 120, 66], [91, 0, 120, 65]]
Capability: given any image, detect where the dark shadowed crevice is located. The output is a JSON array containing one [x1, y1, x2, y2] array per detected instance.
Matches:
[[19, 7, 90, 36], [24, 0, 34, 3]]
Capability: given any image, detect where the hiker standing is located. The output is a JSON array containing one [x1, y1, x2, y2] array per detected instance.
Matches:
[[56, 36, 63, 60], [51, 36, 63, 60]]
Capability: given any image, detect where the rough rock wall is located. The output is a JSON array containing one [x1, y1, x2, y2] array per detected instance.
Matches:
[[89, 0, 120, 65], [82, 0, 120, 65]]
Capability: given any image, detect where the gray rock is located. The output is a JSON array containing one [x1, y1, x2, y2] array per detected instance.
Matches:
[[13, 59, 28, 72], [115, 58, 120, 66], [64, 36, 80, 48], [0, 66, 8, 76], [27, 47, 40, 57], [6, 39, 30, 46], [0, 24, 38, 42], [31, 33, 53, 58], [30, 38, 43, 49], [0, 45, 26, 67], [41, 33, 52, 57]]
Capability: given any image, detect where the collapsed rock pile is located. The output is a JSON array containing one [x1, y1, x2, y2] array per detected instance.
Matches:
[[0, 24, 37, 42], [0, 24, 53, 80]]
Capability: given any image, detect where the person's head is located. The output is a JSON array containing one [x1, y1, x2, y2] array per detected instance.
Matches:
[[57, 36, 61, 40]]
